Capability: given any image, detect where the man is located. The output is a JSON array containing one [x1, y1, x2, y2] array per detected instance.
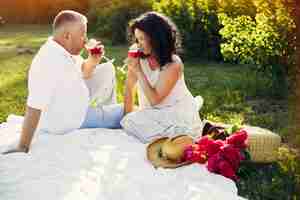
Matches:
[[3, 10, 123, 154]]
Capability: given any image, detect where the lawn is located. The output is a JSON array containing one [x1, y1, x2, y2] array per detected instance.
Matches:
[[0, 24, 295, 199]]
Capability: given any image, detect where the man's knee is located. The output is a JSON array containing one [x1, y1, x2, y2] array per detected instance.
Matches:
[[102, 104, 124, 128]]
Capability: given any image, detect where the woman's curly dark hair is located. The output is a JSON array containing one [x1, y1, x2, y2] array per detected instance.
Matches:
[[128, 12, 182, 69]]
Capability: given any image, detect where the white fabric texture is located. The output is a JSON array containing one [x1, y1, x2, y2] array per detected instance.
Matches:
[[27, 37, 89, 134], [0, 115, 246, 200], [85, 61, 117, 106], [121, 55, 203, 142]]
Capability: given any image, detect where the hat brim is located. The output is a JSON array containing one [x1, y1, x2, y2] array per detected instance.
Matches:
[[147, 136, 192, 169]]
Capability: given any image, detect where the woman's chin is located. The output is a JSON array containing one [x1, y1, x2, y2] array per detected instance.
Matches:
[[142, 50, 151, 55], [141, 51, 152, 58]]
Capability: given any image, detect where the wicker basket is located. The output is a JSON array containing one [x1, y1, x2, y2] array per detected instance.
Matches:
[[195, 121, 282, 163], [243, 125, 281, 163]]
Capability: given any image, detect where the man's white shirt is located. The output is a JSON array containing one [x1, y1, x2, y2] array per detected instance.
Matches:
[[27, 37, 89, 134]]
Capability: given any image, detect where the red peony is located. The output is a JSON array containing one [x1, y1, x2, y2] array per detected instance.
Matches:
[[207, 150, 238, 181], [220, 144, 242, 172], [206, 139, 224, 157], [183, 145, 207, 163], [184, 128, 249, 181], [196, 136, 214, 151], [218, 160, 237, 180], [192, 150, 207, 163], [207, 153, 220, 172], [226, 129, 248, 149]]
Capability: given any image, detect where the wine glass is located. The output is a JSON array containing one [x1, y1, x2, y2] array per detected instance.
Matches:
[[121, 43, 144, 71], [85, 38, 115, 63]]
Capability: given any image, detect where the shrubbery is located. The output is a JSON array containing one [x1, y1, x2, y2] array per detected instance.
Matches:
[[153, 0, 222, 60], [87, 0, 295, 98], [88, 0, 151, 44], [218, 0, 295, 97]]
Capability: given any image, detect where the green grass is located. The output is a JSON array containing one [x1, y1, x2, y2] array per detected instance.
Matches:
[[183, 61, 289, 133], [0, 25, 51, 120], [0, 24, 297, 199]]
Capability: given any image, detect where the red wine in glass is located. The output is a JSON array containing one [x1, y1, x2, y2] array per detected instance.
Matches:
[[85, 39, 114, 62], [127, 48, 143, 58]]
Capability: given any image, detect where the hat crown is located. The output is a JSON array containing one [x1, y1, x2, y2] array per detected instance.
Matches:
[[161, 139, 184, 161], [161, 135, 194, 162], [147, 135, 194, 169]]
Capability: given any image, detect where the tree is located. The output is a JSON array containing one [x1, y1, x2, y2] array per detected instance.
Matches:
[[285, 0, 300, 147]]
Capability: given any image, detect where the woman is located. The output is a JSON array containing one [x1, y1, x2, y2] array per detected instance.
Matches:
[[121, 12, 203, 143]]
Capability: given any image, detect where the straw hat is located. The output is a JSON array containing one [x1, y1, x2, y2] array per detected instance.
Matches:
[[147, 135, 194, 168]]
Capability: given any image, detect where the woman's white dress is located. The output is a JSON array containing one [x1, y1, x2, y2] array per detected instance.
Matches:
[[121, 55, 203, 143]]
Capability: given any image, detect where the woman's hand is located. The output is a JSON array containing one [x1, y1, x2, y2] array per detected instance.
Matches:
[[126, 57, 141, 75], [137, 62, 182, 106]]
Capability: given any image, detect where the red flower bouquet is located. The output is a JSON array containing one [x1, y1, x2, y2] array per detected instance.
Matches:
[[226, 130, 248, 149], [207, 144, 242, 180], [183, 126, 249, 181]]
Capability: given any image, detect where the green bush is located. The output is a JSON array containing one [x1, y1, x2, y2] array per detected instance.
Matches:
[[217, 0, 257, 18], [219, 13, 290, 98], [153, 0, 222, 60], [88, 0, 151, 44], [218, 0, 295, 98], [219, 14, 286, 66]]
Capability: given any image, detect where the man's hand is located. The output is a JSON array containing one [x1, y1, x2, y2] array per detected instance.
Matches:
[[1, 106, 41, 155], [82, 42, 105, 79], [85, 40, 104, 66], [86, 45, 104, 65]]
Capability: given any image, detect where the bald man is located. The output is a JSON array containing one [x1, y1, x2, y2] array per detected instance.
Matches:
[[3, 10, 124, 154]]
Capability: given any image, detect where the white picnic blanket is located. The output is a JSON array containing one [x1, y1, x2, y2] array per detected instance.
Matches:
[[0, 115, 246, 200]]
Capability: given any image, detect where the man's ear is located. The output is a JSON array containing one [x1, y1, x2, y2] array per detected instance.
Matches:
[[64, 32, 71, 40]]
